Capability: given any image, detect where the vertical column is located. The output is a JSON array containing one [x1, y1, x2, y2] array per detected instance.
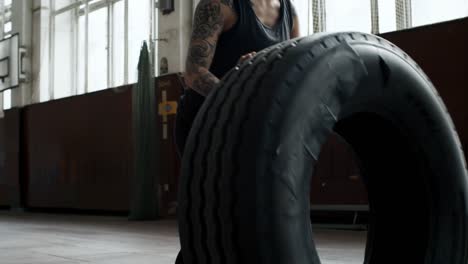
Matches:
[[396, 0, 412, 30], [149, 0, 155, 76], [158, 0, 193, 74], [371, 0, 380, 34], [10, 0, 33, 107], [84, 0, 89, 93], [312, 0, 326, 33], [107, 1, 113, 88], [405, 0, 412, 28], [48, 0, 54, 100], [71, 3, 78, 95], [32, 0, 50, 103], [124, 0, 128, 83], [153, 0, 159, 76], [0, 0, 4, 117]]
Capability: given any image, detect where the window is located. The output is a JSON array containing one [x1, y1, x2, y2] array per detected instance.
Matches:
[[378, 0, 397, 33], [293, 0, 314, 36], [290, 0, 467, 35], [326, 0, 372, 33], [291, 0, 382, 34], [1, 0, 12, 110], [77, 13, 85, 94], [87, 6, 108, 92], [412, 0, 468, 27], [53, 9, 75, 99], [47, 0, 158, 101], [3, 90, 11, 109], [39, 0, 468, 103], [3, 21, 11, 32], [112, 0, 125, 87], [128, 0, 150, 83], [55, 0, 75, 10]]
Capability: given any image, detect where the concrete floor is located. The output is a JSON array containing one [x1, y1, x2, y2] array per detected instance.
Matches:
[[0, 211, 366, 264]]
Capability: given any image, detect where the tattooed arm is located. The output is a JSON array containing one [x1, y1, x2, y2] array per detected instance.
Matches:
[[185, 0, 233, 97]]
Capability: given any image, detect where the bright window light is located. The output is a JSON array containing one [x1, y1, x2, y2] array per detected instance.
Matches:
[[77, 15, 85, 95], [378, 0, 397, 33], [293, 0, 312, 36], [3, 89, 11, 109], [3, 21, 11, 33], [88, 7, 108, 92], [55, 0, 76, 11], [412, 0, 468, 27], [326, 0, 372, 33], [113, 0, 125, 87], [53, 10, 74, 99], [128, 0, 150, 84]]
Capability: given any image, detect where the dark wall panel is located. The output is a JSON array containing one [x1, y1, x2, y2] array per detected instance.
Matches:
[[8, 19, 468, 212], [23, 87, 133, 211], [4, 109, 23, 208], [22, 74, 184, 213], [382, 18, 468, 155], [0, 117, 7, 206], [310, 18, 468, 206], [311, 135, 366, 206]]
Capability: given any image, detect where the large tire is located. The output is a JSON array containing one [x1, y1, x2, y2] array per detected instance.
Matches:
[[178, 32, 468, 264]]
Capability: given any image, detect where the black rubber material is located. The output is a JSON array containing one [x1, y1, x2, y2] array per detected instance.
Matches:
[[178, 32, 468, 264]]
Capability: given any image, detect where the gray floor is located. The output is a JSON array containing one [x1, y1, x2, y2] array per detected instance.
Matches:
[[0, 211, 366, 264]]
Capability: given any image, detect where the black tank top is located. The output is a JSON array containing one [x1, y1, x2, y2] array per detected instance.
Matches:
[[210, 0, 294, 78], [178, 0, 294, 132]]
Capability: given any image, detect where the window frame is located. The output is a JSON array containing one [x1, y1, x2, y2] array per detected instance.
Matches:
[[1, 0, 12, 111], [48, 0, 157, 100], [303, 0, 414, 34]]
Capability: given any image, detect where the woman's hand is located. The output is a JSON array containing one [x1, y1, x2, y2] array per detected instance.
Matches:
[[237, 52, 257, 65]]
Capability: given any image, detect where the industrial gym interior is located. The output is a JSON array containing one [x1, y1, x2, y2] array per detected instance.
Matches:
[[0, 0, 467, 263]]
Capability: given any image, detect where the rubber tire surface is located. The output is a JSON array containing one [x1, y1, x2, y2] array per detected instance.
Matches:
[[178, 32, 468, 264]]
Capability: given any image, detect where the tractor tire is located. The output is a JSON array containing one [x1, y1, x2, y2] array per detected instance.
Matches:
[[178, 32, 468, 264]]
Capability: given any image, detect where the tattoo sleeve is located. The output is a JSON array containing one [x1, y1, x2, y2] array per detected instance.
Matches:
[[185, 0, 229, 97]]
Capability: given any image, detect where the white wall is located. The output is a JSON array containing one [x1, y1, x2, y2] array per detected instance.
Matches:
[[158, 0, 193, 74], [10, 0, 33, 107]]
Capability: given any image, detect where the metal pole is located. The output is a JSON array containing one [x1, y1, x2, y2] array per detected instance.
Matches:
[[312, 0, 319, 33], [312, 0, 326, 33], [0, 0, 5, 41], [321, 0, 326, 32], [405, 0, 412, 28], [48, 0, 55, 99], [0, 0, 4, 114], [396, 0, 404, 30], [108, 0, 113, 87], [124, 0, 128, 84], [71, 4, 78, 95], [396, 0, 413, 30], [371, 0, 379, 34], [149, 0, 154, 76], [155, 1, 158, 76], [84, 0, 89, 93], [307, 0, 311, 35]]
